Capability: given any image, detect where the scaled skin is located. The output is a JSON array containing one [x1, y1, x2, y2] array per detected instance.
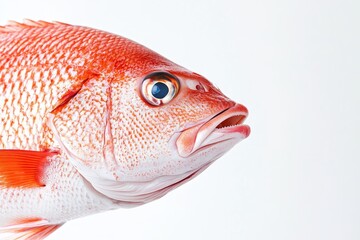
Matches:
[[0, 20, 249, 236]]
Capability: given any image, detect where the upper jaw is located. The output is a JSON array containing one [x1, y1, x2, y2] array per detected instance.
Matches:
[[176, 104, 250, 158]]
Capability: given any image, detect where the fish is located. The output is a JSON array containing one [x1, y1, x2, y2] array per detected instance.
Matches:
[[0, 20, 250, 239]]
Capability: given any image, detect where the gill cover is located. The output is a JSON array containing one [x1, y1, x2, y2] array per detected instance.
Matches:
[[47, 73, 184, 206], [47, 73, 128, 202]]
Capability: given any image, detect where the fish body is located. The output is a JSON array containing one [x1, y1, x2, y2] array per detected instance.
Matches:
[[0, 20, 250, 239]]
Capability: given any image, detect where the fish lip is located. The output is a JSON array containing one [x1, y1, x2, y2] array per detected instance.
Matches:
[[176, 103, 250, 157]]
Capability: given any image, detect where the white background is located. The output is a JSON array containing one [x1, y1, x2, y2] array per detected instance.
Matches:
[[1, 0, 360, 239]]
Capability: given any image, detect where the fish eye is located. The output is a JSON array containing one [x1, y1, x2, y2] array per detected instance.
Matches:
[[141, 72, 180, 106]]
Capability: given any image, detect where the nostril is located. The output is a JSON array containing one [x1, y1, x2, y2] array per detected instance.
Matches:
[[196, 83, 205, 92], [186, 80, 208, 92]]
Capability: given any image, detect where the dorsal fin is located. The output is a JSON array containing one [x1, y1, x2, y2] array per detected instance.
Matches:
[[0, 19, 70, 33]]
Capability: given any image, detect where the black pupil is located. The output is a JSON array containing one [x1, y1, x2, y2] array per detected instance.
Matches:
[[151, 82, 169, 99]]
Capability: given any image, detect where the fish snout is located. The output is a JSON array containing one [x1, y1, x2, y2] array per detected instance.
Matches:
[[176, 103, 250, 158]]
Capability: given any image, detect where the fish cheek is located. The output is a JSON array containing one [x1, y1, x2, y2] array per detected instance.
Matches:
[[107, 80, 173, 177]]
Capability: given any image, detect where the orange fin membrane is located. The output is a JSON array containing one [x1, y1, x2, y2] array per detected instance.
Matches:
[[0, 219, 63, 240], [0, 19, 69, 33], [0, 150, 57, 188]]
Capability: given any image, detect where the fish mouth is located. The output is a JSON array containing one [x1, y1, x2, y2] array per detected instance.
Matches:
[[176, 104, 250, 157]]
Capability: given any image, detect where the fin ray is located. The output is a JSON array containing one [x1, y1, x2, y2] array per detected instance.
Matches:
[[0, 19, 69, 33], [0, 219, 62, 240], [0, 150, 58, 188]]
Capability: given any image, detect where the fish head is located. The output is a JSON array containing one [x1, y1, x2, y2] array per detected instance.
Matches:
[[105, 66, 250, 204], [50, 35, 250, 206]]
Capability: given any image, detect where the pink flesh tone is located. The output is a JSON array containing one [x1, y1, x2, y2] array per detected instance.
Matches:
[[176, 104, 250, 157]]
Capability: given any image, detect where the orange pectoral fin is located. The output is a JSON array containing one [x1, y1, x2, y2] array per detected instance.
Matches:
[[0, 150, 58, 188]]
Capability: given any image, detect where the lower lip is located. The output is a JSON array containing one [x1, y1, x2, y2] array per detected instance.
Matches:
[[215, 124, 251, 138]]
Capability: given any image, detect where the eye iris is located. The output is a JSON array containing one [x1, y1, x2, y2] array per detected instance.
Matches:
[[151, 82, 169, 99]]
